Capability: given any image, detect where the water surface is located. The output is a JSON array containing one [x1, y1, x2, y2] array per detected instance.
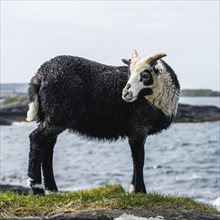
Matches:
[[1, 121, 219, 209]]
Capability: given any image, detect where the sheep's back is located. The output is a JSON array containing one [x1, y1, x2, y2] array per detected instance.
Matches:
[[35, 55, 172, 140], [37, 56, 94, 124], [37, 56, 132, 139]]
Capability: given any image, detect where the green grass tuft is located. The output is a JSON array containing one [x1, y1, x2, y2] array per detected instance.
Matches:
[[2, 96, 28, 105], [0, 184, 217, 218]]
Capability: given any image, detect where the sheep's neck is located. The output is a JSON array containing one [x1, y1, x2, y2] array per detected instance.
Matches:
[[145, 76, 179, 117]]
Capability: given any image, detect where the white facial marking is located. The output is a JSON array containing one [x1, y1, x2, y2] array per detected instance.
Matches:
[[122, 57, 153, 102], [127, 73, 143, 97], [123, 52, 179, 116]]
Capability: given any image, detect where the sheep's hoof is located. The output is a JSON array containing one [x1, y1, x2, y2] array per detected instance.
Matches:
[[32, 187, 45, 196], [27, 177, 45, 195]]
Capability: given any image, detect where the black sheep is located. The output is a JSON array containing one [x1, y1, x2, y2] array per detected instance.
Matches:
[[27, 50, 180, 195]]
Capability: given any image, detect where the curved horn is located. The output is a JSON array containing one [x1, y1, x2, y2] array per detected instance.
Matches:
[[145, 52, 167, 65], [132, 49, 139, 59]]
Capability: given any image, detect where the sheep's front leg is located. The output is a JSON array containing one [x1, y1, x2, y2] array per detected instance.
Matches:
[[129, 135, 146, 193], [27, 122, 63, 195]]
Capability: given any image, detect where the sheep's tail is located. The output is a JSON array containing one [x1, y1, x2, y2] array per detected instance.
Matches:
[[26, 73, 42, 122]]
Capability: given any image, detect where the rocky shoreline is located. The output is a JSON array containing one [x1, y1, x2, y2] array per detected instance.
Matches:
[[175, 103, 220, 122], [2, 209, 219, 220], [0, 101, 220, 125]]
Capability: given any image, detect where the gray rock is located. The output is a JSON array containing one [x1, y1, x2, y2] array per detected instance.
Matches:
[[0, 184, 30, 195], [0, 117, 12, 125], [0, 102, 28, 115], [2, 209, 219, 220], [175, 104, 220, 122], [0, 102, 28, 125]]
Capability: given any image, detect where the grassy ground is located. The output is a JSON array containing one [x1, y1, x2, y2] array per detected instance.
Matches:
[[0, 184, 217, 218]]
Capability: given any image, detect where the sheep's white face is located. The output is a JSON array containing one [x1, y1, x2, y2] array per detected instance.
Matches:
[[122, 50, 166, 103], [122, 57, 153, 102], [122, 50, 180, 116]]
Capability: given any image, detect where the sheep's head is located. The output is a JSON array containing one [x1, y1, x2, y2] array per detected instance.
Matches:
[[122, 50, 167, 102]]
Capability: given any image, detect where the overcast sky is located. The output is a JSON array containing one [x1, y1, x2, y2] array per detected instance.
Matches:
[[1, 1, 219, 90]]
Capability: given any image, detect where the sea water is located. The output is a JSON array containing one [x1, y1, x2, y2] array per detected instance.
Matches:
[[1, 121, 219, 209], [0, 84, 219, 210]]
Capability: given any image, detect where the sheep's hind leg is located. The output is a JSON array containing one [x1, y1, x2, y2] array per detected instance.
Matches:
[[42, 137, 58, 194], [27, 122, 63, 195], [129, 135, 146, 193]]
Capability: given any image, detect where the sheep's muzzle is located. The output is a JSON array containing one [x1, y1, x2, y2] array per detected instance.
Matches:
[[122, 83, 137, 102]]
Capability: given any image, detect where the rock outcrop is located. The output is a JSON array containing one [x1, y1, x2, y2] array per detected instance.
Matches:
[[175, 104, 220, 122], [1, 208, 219, 220], [0, 102, 28, 125]]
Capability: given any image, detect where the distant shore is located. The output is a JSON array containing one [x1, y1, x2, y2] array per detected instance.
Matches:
[[181, 89, 220, 97]]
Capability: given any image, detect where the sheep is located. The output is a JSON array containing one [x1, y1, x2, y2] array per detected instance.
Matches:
[[26, 50, 180, 195]]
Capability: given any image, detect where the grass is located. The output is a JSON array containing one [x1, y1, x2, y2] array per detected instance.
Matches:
[[2, 96, 21, 104], [0, 184, 217, 218], [2, 95, 28, 105]]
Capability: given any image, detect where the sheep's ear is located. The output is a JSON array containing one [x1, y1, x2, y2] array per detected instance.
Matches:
[[122, 59, 131, 65]]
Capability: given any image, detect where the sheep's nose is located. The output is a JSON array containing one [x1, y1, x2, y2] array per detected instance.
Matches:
[[123, 90, 129, 97], [125, 83, 131, 90], [122, 83, 133, 100], [122, 83, 131, 96]]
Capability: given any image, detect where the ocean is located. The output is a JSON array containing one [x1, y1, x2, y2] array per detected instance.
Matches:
[[0, 83, 219, 210]]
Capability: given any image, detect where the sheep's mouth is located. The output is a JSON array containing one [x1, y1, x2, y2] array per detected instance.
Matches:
[[122, 95, 138, 103]]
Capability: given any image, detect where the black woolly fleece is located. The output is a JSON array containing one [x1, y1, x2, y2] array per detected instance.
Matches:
[[28, 55, 174, 140]]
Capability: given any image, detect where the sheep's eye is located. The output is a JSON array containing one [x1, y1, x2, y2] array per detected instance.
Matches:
[[141, 73, 150, 80], [140, 71, 153, 86]]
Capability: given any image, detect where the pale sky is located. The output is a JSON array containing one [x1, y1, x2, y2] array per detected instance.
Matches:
[[1, 1, 219, 90]]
